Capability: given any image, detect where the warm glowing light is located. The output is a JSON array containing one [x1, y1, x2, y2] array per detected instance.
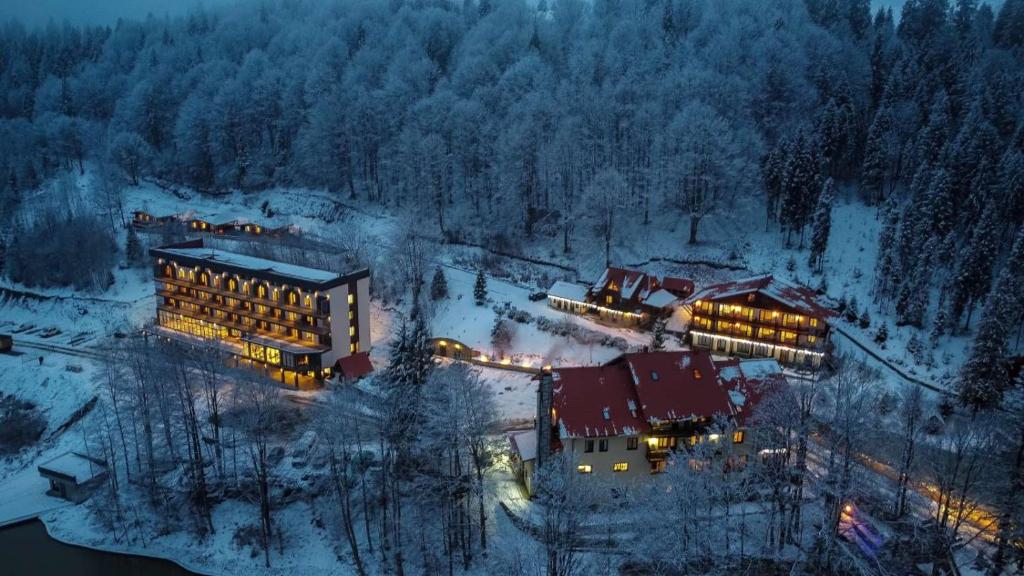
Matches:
[[708, 433, 720, 442], [542, 364, 552, 371], [479, 355, 489, 362], [500, 358, 511, 366], [646, 437, 658, 447], [454, 343, 461, 350], [521, 359, 532, 367], [439, 340, 447, 346], [843, 504, 853, 514]]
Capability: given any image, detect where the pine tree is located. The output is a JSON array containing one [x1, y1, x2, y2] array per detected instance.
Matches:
[[957, 228, 1024, 410], [780, 133, 821, 247], [126, 226, 143, 266], [762, 141, 787, 230], [808, 177, 835, 271], [845, 295, 859, 323], [650, 316, 667, 351], [861, 106, 892, 203], [947, 205, 1000, 330], [858, 308, 871, 329], [874, 323, 888, 345], [474, 269, 487, 306], [873, 195, 900, 305], [430, 267, 448, 301]]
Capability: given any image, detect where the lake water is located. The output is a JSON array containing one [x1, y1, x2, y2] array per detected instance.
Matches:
[[0, 520, 196, 575]]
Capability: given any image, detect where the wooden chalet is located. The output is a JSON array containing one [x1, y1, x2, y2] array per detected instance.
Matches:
[[546, 267, 694, 326], [686, 275, 835, 368]]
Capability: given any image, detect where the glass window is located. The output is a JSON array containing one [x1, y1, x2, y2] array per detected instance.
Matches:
[[626, 437, 638, 450], [599, 439, 608, 452], [584, 440, 594, 453], [612, 462, 629, 472], [266, 348, 281, 366], [577, 465, 592, 474], [733, 430, 745, 444]]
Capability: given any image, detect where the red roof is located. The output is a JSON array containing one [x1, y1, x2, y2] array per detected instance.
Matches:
[[549, 350, 770, 438], [715, 358, 786, 424], [687, 275, 835, 319], [622, 352, 733, 423], [551, 363, 648, 438], [335, 352, 374, 380], [660, 276, 695, 296]]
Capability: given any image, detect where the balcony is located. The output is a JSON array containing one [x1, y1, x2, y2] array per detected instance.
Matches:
[[157, 289, 330, 335], [158, 304, 329, 350], [155, 273, 326, 317]]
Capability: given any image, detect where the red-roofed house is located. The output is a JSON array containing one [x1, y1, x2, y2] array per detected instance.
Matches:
[[526, 350, 784, 484], [686, 275, 835, 368]]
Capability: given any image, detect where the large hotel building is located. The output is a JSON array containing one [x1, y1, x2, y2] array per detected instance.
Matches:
[[150, 239, 370, 386]]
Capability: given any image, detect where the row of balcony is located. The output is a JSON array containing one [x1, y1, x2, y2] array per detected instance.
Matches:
[[158, 304, 330, 350], [158, 291, 330, 336], [155, 269, 330, 314]]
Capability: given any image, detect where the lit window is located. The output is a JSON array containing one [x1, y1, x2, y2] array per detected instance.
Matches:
[[612, 462, 629, 472], [810, 318, 818, 328], [733, 430, 745, 444], [808, 335, 817, 344], [693, 369, 702, 379], [348, 293, 354, 305], [577, 465, 592, 474], [349, 326, 356, 336], [605, 295, 613, 304]]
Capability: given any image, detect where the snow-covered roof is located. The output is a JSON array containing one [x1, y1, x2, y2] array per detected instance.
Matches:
[[151, 239, 368, 290], [161, 248, 338, 282], [642, 289, 678, 309], [509, 429, 538, 461], [38, 452, 105, 484], [687, 275, 835, 319], [547, 280, 589, 303]]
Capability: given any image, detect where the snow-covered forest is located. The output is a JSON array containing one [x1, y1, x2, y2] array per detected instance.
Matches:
[[1, 0, 1024, 575]]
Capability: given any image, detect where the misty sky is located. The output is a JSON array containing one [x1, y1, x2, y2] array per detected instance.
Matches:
[[0, 0, 234, 28]]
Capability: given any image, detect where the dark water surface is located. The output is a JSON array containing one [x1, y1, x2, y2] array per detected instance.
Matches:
[[0, 520, 196, 575]]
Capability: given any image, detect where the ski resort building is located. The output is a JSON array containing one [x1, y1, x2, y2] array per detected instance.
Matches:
[[150, 239, 371, 386], [686, 275, 834, 368], [525, 351, 785, 488], [546, 267, 694, 326]]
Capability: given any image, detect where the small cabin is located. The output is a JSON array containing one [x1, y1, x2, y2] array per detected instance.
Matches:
[[38, 452, 107, 503]]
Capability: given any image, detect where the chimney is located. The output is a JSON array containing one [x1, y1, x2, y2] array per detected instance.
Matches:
[[536, 369, 554, 467]]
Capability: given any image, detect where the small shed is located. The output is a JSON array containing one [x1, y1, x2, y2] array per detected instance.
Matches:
[[0, 333, 11, 352], [509, 429, 538, 497], [335, 352, 375, 381], [38, 452, 107, 503]]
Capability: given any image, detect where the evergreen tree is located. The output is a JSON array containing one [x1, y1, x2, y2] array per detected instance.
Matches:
[[808, 177, 835, 271], [430, 267, 448, 301], [861, 106, 893, 203], [650, 315, 667, 351], [474, 269, 487, 306], [947, 205, 1001, 330], [874, 323, 888, 345], [859, 308, 871, 329], [957, 228, 1024, 409], [873, 195, 900, 305], [994, 0, 1024, 49], [780, 133, 821, 247], [125, 226, 143, 266], [762, 140, 787, 230]]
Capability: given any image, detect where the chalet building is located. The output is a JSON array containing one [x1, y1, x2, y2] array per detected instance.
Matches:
[[686, 275, 834, 368], [132, 210, 290, 238], [546, 267, 694, 326], [524, 351, 785, 488], [150, 239, 371, 387]]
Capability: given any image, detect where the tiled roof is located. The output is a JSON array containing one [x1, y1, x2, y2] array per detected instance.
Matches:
[[335, 352, 374, 380], [660, 276, 695, 296], [549, 351, 770, 439], [550, 363, 649, 438]]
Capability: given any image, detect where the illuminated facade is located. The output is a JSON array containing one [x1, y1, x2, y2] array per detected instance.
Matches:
[[686, 275, 833, 368], [150, 239, 370, 385], [546, 267, 693, 326]]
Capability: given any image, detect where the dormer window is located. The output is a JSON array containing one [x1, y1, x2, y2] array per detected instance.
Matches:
[[693, 369, 702, 379], [602, 407, 610, 420], [651, 371, 659, 381]]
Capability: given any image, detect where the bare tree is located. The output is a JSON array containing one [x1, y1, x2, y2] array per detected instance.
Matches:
[[234, 375, 284, 567]]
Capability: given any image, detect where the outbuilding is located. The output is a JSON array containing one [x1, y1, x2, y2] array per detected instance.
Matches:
[[37, 452, 107, 503]]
